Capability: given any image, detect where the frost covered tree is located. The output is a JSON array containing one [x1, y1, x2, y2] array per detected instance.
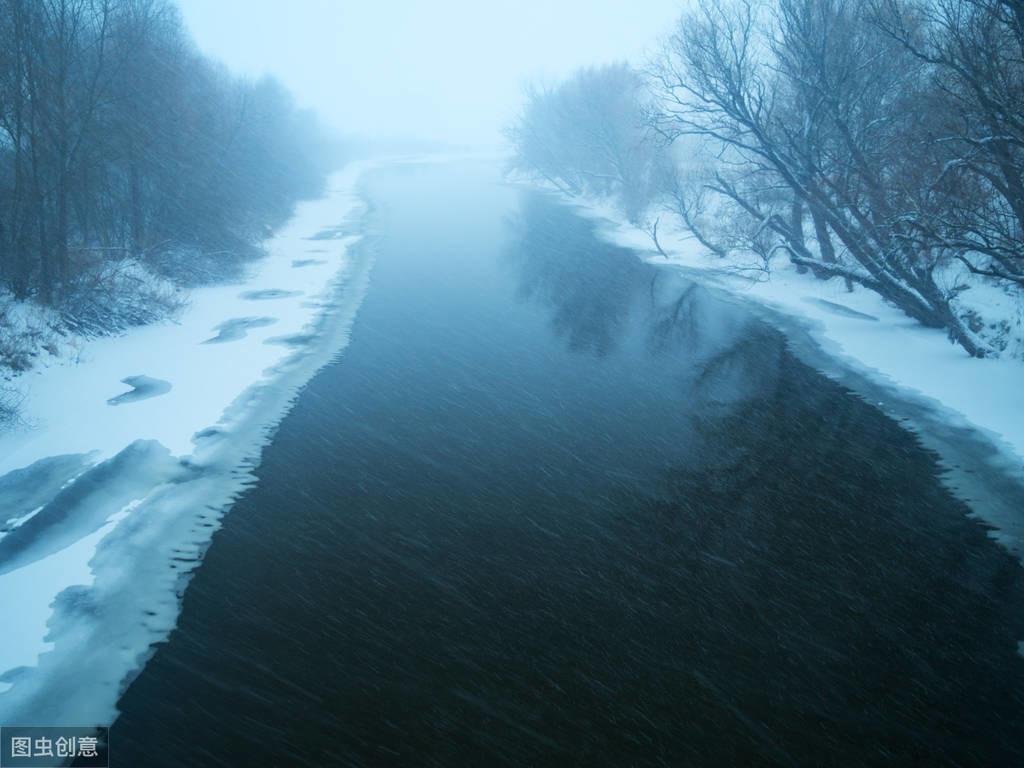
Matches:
[[0, 0, 333, 325], [646, 0, 993, 356], [872, 0, 1024, 289]]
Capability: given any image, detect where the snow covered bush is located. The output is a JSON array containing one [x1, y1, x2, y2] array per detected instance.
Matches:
[[0, 383, 21, 427], [57, 258, 186, 337], [0, 256, 184, 386], [0, 294, 60, 373]]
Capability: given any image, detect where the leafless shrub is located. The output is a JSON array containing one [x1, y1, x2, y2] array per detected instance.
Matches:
[[0, 294, 58, 372], [0, 383, 24, 429], [646, 0, 993, 355], [58, 258, 186, 337]]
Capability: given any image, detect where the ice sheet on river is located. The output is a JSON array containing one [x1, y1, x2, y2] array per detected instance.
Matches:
[[0, 160, 384, 723]]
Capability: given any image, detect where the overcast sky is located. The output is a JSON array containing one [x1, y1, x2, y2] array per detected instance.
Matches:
[[175, 0, 685, 146]]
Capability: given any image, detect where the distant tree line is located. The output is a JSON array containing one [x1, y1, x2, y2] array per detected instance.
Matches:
[[510, 0, 1023, 358], [0, 0, 333, 316], [508, 63, 669, 224]]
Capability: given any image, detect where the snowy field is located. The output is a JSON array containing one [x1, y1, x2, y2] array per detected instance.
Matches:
[[555, 193, 1024, 561], [0, 160, 383, 724]]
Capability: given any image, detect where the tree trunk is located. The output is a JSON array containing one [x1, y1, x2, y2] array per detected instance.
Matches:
[[130, 159, 144, 256], [789, 197, 807, 274]]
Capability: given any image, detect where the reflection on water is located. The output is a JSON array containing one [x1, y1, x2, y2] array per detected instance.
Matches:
[[112, 164, 1024, 768], [506, 189, 1024, 763], [506, 192, 783, 412]]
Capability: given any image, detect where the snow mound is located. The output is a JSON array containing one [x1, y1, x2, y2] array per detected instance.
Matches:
[[106, 377, 173, 406], [202, 317, 278, 344]]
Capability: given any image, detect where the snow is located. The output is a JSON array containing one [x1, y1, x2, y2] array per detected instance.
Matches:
[[0, 160, 382, 721], [0, 165, 370, 476], [557, 193, 1024, 557]]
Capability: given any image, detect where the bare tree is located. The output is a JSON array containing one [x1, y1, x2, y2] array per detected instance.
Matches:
[[872, 0, 1024, 288], [648, 0, 988, 356], [0, 0, 333, 320]]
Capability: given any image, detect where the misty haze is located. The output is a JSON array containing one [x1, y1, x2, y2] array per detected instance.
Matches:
[[0, 1, 1022, 766]]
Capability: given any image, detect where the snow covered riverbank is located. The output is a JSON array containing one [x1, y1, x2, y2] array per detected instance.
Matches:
[[0, 160, 381, 724], [555, 193, 1024, 559]]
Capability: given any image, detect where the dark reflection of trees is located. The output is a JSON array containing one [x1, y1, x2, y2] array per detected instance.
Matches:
[[504, 191, 775, 410], [604, 354, 1024, 766], [645, 276, 702, 356], [504, 193, 653, 357], [689, 328, 786, 409], [503, 189, 1024, 763]]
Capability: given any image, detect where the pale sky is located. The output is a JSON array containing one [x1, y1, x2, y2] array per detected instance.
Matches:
[[175, 0, 685, 146]]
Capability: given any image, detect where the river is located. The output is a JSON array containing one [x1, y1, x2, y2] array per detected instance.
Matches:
[[111, 159, 1024, 767]]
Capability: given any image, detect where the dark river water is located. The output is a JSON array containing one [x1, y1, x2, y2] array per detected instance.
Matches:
[[112, 161, 1024, 767]]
